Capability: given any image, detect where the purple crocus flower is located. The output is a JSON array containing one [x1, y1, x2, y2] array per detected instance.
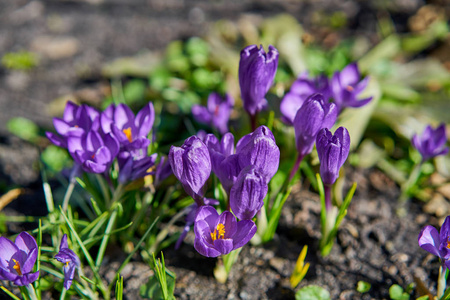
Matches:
[[194, 206, 257, 257], [55, 234, 80, 290], [236, 125, 280, 183], [229, 166, 268, 220], [316, 127, 351, 186], [0, 232, 39, 286], [330, 62, 372, 113], [169, 136, 211, 204], [46, 101, 100, 148], [204, 133, 239, 193], [411, 123, 448, 162], [280, 73, 331, 125], [293, 93, 338, 157], [101, 103, 155, 152], [118, 153, 158, 184], [67, 130, 119, 174], [239, 45, 279, 117], [418, 215, 450, 270], [192, 93, 234, 134]]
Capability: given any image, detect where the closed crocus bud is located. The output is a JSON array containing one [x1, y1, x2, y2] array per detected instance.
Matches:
[[169, 136, 211, 203], [316, 127, 350, 185], [331, 62, 372, 113], [280, 73, 331, 125], [230, 166, 268, 220], [236, 125, 280, 183], [194, 206, 257, 257], [239, 45, 279, 117], [293, 93, 338, 157], [412, 123, 448, 162]]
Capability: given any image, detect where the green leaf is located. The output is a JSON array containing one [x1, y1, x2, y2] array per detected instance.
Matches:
[[123, 80, 146, 104], [295, 285, 331, 300], [356, 281, 371, 293], [389, 284, 409, 300], [139, 269, 176, 300], [1, 51, 38, 70], [7, 117, 39, 142]]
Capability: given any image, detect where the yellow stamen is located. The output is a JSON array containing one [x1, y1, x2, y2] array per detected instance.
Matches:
[[12, 259, 22, 276], [446, 240, 450, 249], [66, 261, 70, 267], [210, 223, 226, 241], [123, 127, 133, 143]]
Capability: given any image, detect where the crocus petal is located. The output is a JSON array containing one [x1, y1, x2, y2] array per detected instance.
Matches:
[[192, 105, 212, 124], [0, 238, 19, 268], [63, 263, 76, 289], [218, 211, 237, 238], [418, 225, 441, 257], [15, 232, 37, 255], [213, 239, 234, 255], [0, 268, 18, 281], [194, 235, 221, 258], [339, 62, 360, 87], [21, 248, 37, 274], [135, 102, 155, 138], [232, 220, 257, 249], [230, 166, 268, 220]]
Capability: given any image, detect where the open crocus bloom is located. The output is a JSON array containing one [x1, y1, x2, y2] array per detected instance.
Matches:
[[411, 123, 448, 162], [330, 62, 372, 113], [418, 215, 450, 270], [101, 103, 155, 151], [55, 234, 80, 290], [0, 232, 39, 286], [192, 92, 234, 134], [194, 206, 256, 257]]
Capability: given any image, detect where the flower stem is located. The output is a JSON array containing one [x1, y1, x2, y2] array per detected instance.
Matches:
[[288, 153, 304, 184], [437, 265, 446, 299], [324, 184, 332, 211], [25, 284, 38, 300], [399, 162, 422, 203], [62, 180, 76, 212]]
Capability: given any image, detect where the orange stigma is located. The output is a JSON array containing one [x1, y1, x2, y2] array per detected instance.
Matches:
[[446, 240, 450, 249], [123, 127, 133, 143], [346, 85, 354, 92], [12, 259, 22, 276], [210, 223, 226, 241]]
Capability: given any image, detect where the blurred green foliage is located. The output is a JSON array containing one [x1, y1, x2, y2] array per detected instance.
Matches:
[[1, 51, 38, 70]]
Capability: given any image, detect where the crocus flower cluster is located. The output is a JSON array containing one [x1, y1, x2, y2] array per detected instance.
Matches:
[[192, 92, 234, 134], [239, 45, 279, 119], [55, 234, 80, 290], [46, 101, 158, 184], [169, 125, 280, 257], [411, 123, 448, 162], [418, 215, 450, 270], [0, 232, 39, 286], [280, 62, 372, 125]]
